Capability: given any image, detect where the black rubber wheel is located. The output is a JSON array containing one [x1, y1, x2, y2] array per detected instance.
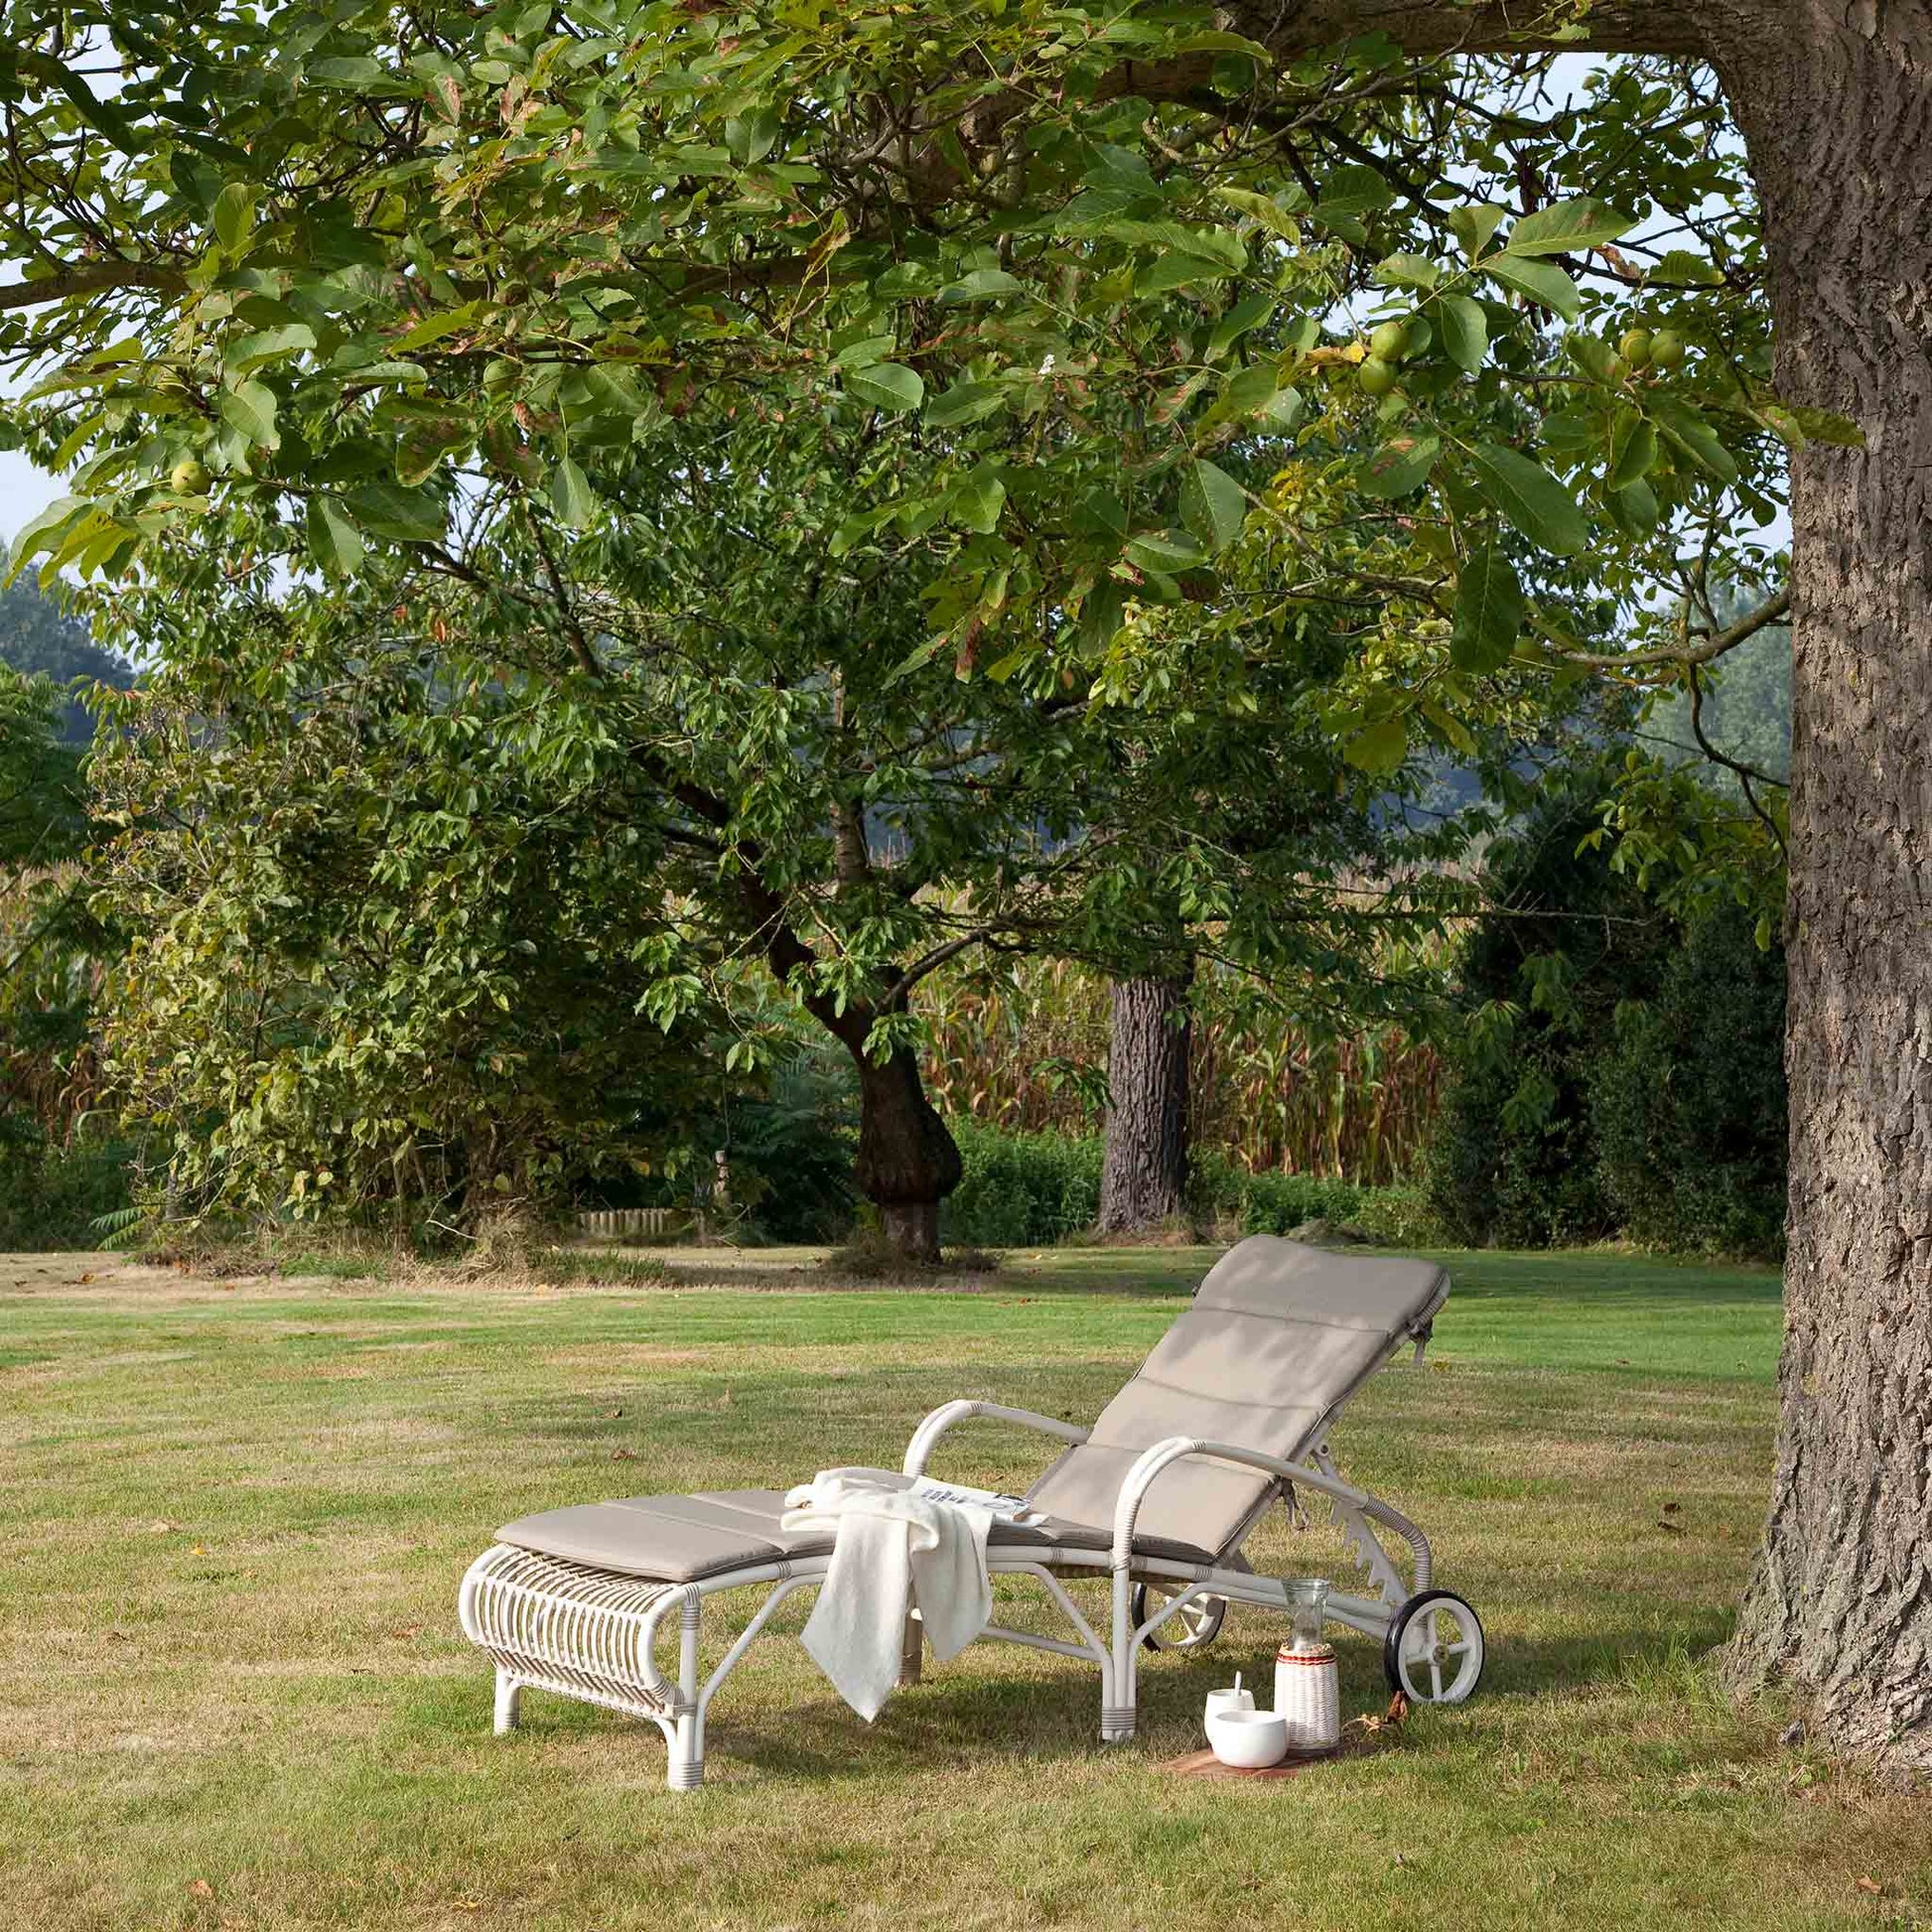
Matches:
[[1382, 1588, 1485, 1703], [1132, 1583, 1227, 1652]]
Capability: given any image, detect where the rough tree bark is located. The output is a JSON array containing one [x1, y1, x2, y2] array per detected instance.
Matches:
[[1097, 971, 1193, 1235], [1702, 1, 1932, 1775], [851, 1043, 964, 1264]]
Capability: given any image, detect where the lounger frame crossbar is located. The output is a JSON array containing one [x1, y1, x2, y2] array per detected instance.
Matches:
[[460, 1397, 1434, 1788]]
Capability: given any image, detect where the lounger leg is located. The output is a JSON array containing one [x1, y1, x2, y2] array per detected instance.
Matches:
[[667, 1591, 706, 1792], [1101, 1567, 1137, 1743], [493, 1670, 522, 1734], [897, 1608, 924, 1687]]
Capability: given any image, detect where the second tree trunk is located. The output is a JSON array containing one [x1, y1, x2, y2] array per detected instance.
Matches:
[[1098, 972, 1192, 1235]]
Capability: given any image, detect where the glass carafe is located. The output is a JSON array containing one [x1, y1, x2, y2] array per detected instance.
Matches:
[[1283, 1577, 1329, 1652]]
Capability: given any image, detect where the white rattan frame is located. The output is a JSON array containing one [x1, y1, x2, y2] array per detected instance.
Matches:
[[460, 1337, 1446, 1789]]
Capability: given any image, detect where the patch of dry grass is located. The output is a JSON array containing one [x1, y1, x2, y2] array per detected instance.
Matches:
[[2, 1246, 1927, 1931]]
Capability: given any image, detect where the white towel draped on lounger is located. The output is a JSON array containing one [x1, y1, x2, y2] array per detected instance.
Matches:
[[781, 1467, 997, 1722]]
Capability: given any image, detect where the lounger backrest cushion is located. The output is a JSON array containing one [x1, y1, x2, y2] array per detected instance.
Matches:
[[1025, 1236, 1449, 1557]]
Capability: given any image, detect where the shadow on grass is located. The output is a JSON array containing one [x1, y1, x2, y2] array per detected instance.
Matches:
[[418, 1604, 1738, 1792]]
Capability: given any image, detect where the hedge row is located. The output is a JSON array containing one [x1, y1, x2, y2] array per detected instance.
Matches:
[[939, 1118, 1437, 1249]]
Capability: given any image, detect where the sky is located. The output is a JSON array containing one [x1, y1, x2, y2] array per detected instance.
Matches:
[[0, 446, 57, 549]]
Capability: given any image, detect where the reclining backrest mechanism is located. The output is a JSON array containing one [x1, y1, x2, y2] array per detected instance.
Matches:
[[1025, 1236, 1449, 1559]]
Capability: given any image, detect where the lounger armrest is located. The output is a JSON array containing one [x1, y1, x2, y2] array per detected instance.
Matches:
[[902, 1400, 1091, 1479], [1110, 1436, 1429, 1579]]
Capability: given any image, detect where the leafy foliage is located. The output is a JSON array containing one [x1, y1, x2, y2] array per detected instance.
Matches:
[[89, 616, 741, 1234], [1429, 759, 1785, 1256]]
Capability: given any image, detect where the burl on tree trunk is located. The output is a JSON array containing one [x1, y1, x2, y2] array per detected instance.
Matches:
[[1709, 1, 1932, 1775], [852, 1045, 963, 1263], [1097, 972, 1193, 1235]]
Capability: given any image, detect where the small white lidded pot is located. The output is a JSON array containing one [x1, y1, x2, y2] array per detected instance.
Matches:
[[1203, 1685, 1255, 1725], [1205, 1709, 1290, 1769]]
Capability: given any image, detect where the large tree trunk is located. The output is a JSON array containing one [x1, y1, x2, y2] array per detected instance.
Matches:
[[851, 1045, 963, 1263], [1708, 3, 1932, 1776], [1097, 971, 1193, 1235]]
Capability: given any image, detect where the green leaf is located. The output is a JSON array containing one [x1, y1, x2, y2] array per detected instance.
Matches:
[[1761, 402, 1865, 450], [549, 457, 594, 528], [1217, 361, 1283, 421], [392, 305, 483, 353], [844, 362, 924, 414], [1648, 397, 1739, 483], [1438, 295, 1487, 373], [1125, 530, 1208, 573], [949, 464, 1006, 535], [1313, 163, 1394, 218], [1374, 253, 1439, 292], [306, 494, 363, 579], [1484, 256, 1581, 321], [1653, 249, 1725, 286], [1207, 293, 1277, 357], [1343, 717, 1409, 775], [1467, 443, 1587, 556], [938, 268, 1026, 303], [724, 106, 780, 163], [310, 56, 384, 83], [1607, 408, 1660, 488], [1503, 199, 1635, 258], [1610, 479, 1661, 536], [1450, 546, 1526, 672], [924, 381, 1008, 429], [1448, 205, 1505, 260], [1212, 190, 1298, 239], [225, 324, 317, 372], [345, 482, 446, 543], [1135, 251, 1232, 295], [1356, 433, 1439, 499], [211, 182, 255, 254], [1178, 459, 1247, 552], [218, 379, 279, 449]]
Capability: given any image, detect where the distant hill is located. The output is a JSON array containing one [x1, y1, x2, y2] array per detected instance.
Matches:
[[0, 549, 137, 744]]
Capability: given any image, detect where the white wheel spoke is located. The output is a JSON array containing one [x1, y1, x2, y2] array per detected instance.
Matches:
[[1429, 1655, 1444, 1700]]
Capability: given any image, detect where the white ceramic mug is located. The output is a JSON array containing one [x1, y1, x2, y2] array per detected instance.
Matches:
[[1203, 1686, 1255, 1724]]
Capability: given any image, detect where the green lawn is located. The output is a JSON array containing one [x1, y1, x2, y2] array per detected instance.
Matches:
[[3, 1244, 1925, 1930]]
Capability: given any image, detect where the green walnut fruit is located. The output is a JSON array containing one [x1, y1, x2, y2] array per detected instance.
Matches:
[[170, 458, 211, 495], [1400, 315, 1433, 359], [1356, 355, 1400, 397], [1618, 328, 1653, 369], [1368, 320, 1410, 363], [1648, 329, 1687, 369]]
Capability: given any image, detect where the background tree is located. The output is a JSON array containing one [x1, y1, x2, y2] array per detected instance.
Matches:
[[90, 598, 741, 1236], [1096, 966, 1194, 1236]]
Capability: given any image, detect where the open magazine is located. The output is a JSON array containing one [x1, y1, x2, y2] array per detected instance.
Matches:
[[909, 1476, 1044, 1525]]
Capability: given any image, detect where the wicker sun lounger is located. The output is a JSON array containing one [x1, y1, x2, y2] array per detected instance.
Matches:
[[458, 1234, 1484, 1788]]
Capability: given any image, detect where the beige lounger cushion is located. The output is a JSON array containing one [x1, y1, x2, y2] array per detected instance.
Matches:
[[1024, 1236, 1447, 1558], [496, 1488, 1217, 1584]]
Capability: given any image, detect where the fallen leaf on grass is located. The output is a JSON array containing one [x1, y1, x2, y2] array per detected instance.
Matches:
[[1661, 1501, 1681, 1514], [79, 1272, 95, 1285], [390, 1624, 424, 1640], [148, 1519, 179, 1534], [188, 1878, 214, 1899], [1855, 1876, 1882, 1896], [191, 1545, 208, 1556], [449, 1900, 486, 1914], [601, 1407, 623, 1419], [611, 1448, 636, 1460]]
